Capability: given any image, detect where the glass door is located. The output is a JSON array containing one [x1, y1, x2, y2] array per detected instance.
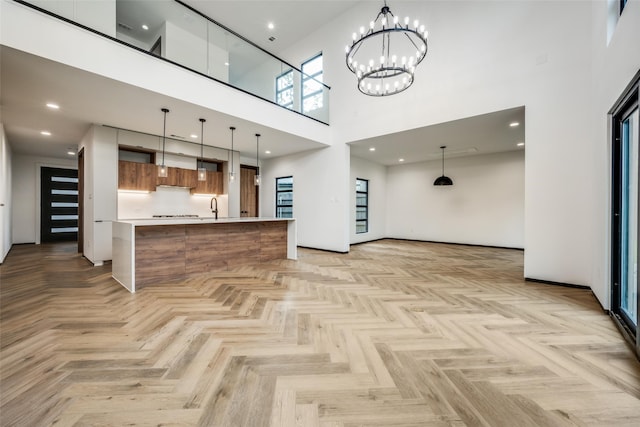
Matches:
[[620, 107, 639, 328], [612, 74, 639, 354]]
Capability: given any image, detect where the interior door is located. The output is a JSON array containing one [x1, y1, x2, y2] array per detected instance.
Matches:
[[240, 166, 258, 217], [78, 148, 84, 254]]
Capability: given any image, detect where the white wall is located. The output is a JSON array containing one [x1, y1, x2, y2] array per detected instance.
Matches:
[[280, 1, 593, 287], [161, 20, 230, 82], [386, 151, 525, 249], [231, 54, 283, 104], [262, 144, 350, 252], [0, 125, 12, 262], [11, 153, 76, 244], [350, 156, 387, 244], [25, 0, 115, 37], [590, 0, 640, 308], [80, 125, 118, 265], [163, 21, 208, 75]]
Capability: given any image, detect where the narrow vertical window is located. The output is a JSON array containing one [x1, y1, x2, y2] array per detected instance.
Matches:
[[301, 53, 323, 114], [276, 69, 294, 109], [276, 176, 293, 218], [356, 178, 368, 234]]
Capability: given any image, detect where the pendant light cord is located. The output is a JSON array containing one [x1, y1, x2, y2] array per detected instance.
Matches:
[[255, 134, 260, 171], [161, 108, 169, 166], [199, 118, 205, 169], [230, 127, 235, 175]]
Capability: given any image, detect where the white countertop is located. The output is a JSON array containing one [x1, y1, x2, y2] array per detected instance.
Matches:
[[115, 217, 294, 226]]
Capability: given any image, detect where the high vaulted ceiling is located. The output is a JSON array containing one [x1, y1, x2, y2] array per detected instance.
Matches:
[[1, 0, 525, 164]]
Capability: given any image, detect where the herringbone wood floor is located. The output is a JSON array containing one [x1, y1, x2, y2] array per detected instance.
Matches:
[[1, 240, 639, 426]]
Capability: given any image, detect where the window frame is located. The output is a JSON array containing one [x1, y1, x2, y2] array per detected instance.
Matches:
[[275, 176, 293, 218], [301, 52, 323, 114], [355, 178, 369, 234], [620, 0, 628, 14], [610, 69, 640, 353], [276, 69, 294, 110]]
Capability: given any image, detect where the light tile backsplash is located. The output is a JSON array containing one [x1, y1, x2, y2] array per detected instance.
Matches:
[[118, 186, 228, 219]]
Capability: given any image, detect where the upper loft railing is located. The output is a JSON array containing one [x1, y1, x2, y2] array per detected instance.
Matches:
[[15, 0, 330, 125]]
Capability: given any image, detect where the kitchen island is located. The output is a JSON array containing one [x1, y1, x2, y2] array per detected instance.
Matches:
[[112, 217, 296, 292]]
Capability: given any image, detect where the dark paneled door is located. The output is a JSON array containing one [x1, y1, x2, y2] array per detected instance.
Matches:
[[41, 167, 79, 242]]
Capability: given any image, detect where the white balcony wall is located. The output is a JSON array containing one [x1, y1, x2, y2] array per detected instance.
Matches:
[[0, 0, 330, 145]]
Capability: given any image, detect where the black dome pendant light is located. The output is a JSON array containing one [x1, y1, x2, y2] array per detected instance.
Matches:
[[433, 145, 453, 186]]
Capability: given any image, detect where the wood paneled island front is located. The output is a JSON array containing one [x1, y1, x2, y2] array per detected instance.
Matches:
[[112, 218, 296, 292]]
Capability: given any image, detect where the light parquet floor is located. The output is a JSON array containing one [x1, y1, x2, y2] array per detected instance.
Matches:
[[1, 240, 639, 426]]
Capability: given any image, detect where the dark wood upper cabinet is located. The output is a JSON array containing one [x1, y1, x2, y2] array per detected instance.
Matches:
[[191, 171, 223, 195], [156, 167, 197, 188], [119, 158, 224, 193], [177, 168, 197, 189], [118, 161, 156, 192]]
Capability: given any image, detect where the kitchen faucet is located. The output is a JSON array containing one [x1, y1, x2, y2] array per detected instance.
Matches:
[[210, 196, 218, 220]]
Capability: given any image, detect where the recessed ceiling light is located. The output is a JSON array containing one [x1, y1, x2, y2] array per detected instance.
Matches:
[[41, 131, 51, 136], [265, 150, 271, 154], [224, 62, 229, 66], [142, 24, 149, 30], [399, 158, 405, 162], [517, 142, 525, 147], [369, 147, 376, 152], [67, 151, 76, 156], [190, 134, 198, 139], [267, 22, 275, 30], [46, 103, 60, 110], [509, 122, 520, 127]]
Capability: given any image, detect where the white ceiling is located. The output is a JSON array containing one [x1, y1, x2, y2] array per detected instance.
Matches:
[[349, 107, 525, 166], [179, 1, 361, 55], [1, 0, 525, 165]]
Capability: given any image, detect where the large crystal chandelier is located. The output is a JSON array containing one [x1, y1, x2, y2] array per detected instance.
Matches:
[[345, 1, 429, 96]]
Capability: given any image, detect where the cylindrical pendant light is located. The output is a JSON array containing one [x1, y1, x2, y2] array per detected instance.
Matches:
[[158, 108, 169, 177], [229, 126, 236, 183], [254, 133, 261, 186], [433, 145, 453, 186], [198, 118, 206, 181]]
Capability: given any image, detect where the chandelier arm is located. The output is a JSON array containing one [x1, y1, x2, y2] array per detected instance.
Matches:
[[350, 40, 364, 58], [403, 31, 425, 53], [381, 29, 387, 58]]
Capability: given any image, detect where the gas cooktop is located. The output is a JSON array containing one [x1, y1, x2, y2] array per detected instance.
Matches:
[[152, 214, 199, 218]]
